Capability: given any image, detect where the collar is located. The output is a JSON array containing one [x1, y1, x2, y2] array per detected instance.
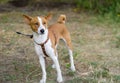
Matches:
[[34, 35, 49, 46]]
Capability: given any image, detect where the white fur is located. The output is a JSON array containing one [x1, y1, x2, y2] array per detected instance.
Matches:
[[34, 37, 63, 83], [44, 39, 63, 82], [33, 30, 48, 45], [62, 38, 76, 71], [33, 16, 75, 83], [39, 55, 46, 83], [68, 49, 76, 71], [33, 17, 48, 44], [33, 17, 63, 83], [37, 17, 46, 35]]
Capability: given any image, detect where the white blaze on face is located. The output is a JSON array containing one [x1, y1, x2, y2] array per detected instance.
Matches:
[[37, 17, 46, 34]]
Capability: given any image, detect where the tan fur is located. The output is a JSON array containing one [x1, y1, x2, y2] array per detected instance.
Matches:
[[23, 14, 75, 83], [23, 14, 72, 50], [23, 15, 48, 33], [57, 14, 66, 24], [48, 23, 72, 50]]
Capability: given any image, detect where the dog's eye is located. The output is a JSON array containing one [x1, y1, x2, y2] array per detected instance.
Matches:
[[43, 22, 46, 25], [35, 22, 39, 26]]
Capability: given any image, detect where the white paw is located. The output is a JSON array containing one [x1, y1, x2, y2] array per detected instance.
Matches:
[[71, 66, 76, 72], [57, 77, 63, 83], [52, 64, 56, 69], [40, 79, 46, 83]]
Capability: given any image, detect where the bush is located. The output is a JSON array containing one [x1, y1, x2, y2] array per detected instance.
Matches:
[[8, 0, 30, 7], [75, 0, 120, 15], [0, 0, 9, 4], [1, 0, 120, 16]]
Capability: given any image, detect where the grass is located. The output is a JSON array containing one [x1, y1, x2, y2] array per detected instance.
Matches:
[[0, 9, 120, 83]]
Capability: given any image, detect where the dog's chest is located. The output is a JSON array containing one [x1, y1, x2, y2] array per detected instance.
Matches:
[[34, 39, 54, 57]]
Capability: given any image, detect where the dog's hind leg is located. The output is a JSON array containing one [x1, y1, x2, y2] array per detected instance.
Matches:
[[62, 33, 76, 72], [68, 48, 76, 72]]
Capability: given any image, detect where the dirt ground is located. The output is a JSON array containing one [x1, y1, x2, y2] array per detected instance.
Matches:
[[0, 6, 120, 83]]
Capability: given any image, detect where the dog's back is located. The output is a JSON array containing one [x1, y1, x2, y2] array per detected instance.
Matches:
[[48, 15, 72, 49], [48, 14, 69, 39]]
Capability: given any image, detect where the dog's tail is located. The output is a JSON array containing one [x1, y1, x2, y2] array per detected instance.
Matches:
[[57, 14, 66, 24]]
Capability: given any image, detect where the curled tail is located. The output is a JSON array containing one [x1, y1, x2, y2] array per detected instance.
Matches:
[[57, 14, 66, 24]]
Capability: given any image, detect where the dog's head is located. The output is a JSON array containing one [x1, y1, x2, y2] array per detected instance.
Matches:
[[23, 13, 52, 35]]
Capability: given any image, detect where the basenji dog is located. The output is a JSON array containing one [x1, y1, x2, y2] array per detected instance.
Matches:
[[23, 13, 76, 83]]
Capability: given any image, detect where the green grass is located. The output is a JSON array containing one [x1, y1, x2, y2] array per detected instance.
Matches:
[[0, 9, 120, 83]]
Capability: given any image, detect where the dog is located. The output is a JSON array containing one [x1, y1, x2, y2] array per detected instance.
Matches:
[[23, 13, 76, 83]]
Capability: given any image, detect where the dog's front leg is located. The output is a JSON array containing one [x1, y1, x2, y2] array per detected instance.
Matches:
[[49, 52, 63, 83], [39, 55, 47, 83]]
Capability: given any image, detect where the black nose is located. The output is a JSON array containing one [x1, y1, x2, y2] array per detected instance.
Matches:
[[40, 29, 44, 34]]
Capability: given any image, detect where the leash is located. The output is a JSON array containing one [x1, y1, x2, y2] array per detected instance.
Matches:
[[16, 31, 48, 64], [16, 31, 56, 65], [16, 31, 33, 38]]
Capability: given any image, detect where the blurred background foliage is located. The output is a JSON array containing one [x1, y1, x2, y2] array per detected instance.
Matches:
[[0, 0, 120, 18]]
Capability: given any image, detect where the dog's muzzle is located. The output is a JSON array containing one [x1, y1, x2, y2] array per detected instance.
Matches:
[[40, 29, 45, 34]]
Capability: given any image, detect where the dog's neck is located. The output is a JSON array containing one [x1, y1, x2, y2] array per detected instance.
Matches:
[[33, 29, 48, 44]]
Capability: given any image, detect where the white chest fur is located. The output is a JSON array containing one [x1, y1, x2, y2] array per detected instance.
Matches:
[[33, 29, 48, 44], [34, 38, 55, 57]]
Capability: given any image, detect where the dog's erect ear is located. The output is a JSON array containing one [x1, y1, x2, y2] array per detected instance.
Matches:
[[44, 13, 52, 20], [23, 14, 32, 24]]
